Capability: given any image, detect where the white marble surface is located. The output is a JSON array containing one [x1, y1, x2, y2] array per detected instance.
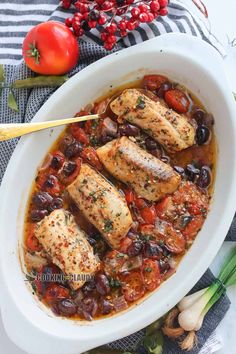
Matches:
[[0, 0, 236, 353]]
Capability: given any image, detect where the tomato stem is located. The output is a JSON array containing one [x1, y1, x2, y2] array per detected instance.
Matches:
[[26, 41, 40, 65]]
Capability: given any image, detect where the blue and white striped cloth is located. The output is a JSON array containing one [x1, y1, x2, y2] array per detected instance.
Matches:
[[0, 0, 225, 64]]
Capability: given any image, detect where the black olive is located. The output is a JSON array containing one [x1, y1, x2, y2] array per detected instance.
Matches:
[[82, 280, 96, 295], [159, 259, 170, 273], [127, 241, 143, 257], [65, 141, 83, 158], [95, 274, 110, 295], [119, 124, 140, 137], [156, 82, 172, 98], [32, 192, 53, 209], [62, 161, 77, 176], [100, 299, 113, 315], [31, 209, 48, 222], [192, 107, 205, 125], [143, 241, 163, 260], [57, 298, 77, 317], [203, 113, 214, 127], [89, 9, 100, 21], [196, 125, 211, 145], [59, 134, 75, 153], [178, 215, 193, 229], [145, 137, 159, 151], [81, 297, 98, 320], [50, 155, 64, 170], [197, 166, 212, 189], [173, 166, 185, 175], [43, 175, 58, 188], [185, 164, 200, 182], [49, 198, 63, 211]]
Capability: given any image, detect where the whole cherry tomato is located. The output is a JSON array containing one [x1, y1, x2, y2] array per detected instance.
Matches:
[[22, 21, 79, 75]]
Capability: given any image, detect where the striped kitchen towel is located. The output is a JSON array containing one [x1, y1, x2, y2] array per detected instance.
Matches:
[[0, 0, 225, 64]]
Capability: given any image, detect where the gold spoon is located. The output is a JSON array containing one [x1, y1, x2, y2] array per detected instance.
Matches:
[[0, 114, 99, 141], [0, 92, 122, 142]]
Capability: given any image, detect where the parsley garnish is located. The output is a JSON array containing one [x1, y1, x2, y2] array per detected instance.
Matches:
[[104, 219, 113, 232], [136, 96, 146, 109]]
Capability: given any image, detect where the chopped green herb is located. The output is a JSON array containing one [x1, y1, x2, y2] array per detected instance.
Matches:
[[104, 219, 113, 232], [145, 267, 152, 273], [136, 96, 146, 109], [109, 278, 121, 288]]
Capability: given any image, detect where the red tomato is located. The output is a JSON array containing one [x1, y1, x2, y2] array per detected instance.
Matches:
[[22, 21, 79, 75], [80, 147, 103, 170], [75, 110, 90, 117], [142, 259, 161, 291], [155, 196, 171, 218], [182, 215, 204, 240], [142, 75, 168, 91], [26, 225, 42, 252], [164, 89, 190, 114], [121, 271, 145, 302], [84, 120, 93, 134], [165, 225, 186, 254], [70, 124, 89, 145], [37, 174, 61, 196], [60, 158, 81, 185], [119, 237, 133, 253], [44, 284, 70, 304], [134, 197, 147, 209], [124, 188, 135, 204], [140, 205, 157, 224]]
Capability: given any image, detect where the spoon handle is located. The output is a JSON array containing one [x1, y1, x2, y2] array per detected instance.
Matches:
[[0, 114, 100, 141]]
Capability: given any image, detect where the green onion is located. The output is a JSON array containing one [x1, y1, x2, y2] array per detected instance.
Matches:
[[178, 247, 236, 331]]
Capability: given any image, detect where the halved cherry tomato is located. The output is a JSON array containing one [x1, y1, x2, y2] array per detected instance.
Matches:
[[155, 196, 171, 218], [134, 197, 147, 210], [59, 158, 82, 185], [75, 110, 90, 118], [70, 124, 89, 145], [142, 75, 168, 91], [139, 223, 155, 235], [121, 271, 145, 302], [142, 259, 161, 291], [44, 284, 70, 304], [84, 120, 92, 134], [22, 21, 79, 75], [26, 225, 42, 252], [80, 147, 103, 170], [38, 174, 61, 196], [140, 205, 157, 224], [182, 215, 204, 240], [124, 188, 135, 204], [119, 237, 133, 253], [164, 89, 190, 114]]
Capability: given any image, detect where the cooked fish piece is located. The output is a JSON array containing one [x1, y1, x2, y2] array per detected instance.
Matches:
[[35, 209, 100, 290], [67, 163, 133, 249], [110, 88, 195, 153], [96, 136, 181, 201]]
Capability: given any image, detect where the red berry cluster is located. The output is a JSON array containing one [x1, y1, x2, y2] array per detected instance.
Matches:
[[62, 0, 169, 50]]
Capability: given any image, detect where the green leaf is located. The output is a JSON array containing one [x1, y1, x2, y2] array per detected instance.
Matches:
[[143, 331, 163, 354], [233, 92, 236, 101], [8, 90, 19, 112], [0, 64, 4, 82]]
